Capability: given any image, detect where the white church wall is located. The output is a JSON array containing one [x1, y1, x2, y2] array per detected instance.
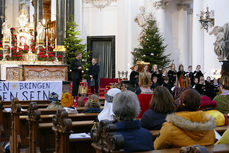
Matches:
[[81, 0, 144, 77], [151, 2, 191, 70], [201, 0, 228, 78]]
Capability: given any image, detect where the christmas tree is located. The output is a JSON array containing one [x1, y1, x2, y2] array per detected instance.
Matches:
[[64, 21, 90, 79], [132, 15, 170, 69]]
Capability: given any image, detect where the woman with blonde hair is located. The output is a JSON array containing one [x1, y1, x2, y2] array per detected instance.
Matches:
[[168, 63, 177, 86], [83, 94, 101, 113], [136, 72, 153, 95]]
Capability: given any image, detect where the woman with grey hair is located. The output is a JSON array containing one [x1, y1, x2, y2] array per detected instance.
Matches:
[[113, 90, 154, 152]]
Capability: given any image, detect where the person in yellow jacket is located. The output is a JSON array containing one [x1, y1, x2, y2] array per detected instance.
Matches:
[[199, 96, 227, 127], [216, 128, 229, 144], [154, 89, 216, 149]]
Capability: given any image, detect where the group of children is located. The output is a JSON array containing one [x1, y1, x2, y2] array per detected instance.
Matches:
[[130, 63, 220, 99]]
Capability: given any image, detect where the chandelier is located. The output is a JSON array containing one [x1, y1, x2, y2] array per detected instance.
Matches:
[[84, 0, 117, 9], [199, 7, 215, 32]]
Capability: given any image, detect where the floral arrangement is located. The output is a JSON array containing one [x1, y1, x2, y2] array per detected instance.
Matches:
[[57, 54, 63, 61], [48, 51, 55, 61], [23, 45, 29, 53], [37, 51, 48, 61], [0, 40, 2, 48], [2, 27, 61, 62]]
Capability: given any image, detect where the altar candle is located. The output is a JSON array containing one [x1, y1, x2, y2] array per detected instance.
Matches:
[[46, 36, 48, 47]]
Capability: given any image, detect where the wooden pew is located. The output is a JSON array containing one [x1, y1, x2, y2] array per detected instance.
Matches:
[[10, 98, 21, 153], [27, 102, 41, 153], [38, 118, 95, 153], [3, 100, 50, 109], [52, 109, 72, 153], [0, 99, 5, 153], [20, 113, 98, 124]]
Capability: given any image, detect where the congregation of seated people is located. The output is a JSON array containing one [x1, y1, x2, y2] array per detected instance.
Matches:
[[2, 62, 229, 153], [93, 62, 229, 152]]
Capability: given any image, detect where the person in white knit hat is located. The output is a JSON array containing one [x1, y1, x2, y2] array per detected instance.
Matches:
[[98, 88, 121, 121]]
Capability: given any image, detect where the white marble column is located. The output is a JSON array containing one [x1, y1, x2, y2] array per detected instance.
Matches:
[[117, 0, 132, 77], [74, 0, 84, 41], [51, 0, 56, 21], [187, 9, 193, 67], [153, 2, 166, 35], [192, 0, 204, 71]]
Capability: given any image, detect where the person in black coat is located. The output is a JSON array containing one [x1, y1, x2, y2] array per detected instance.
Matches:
[[88, 58, 100, 94], [205, 76, 216, 99], [193, 65, 204, 80], [162, 76, 172, 92], [129, 65, 139, 88], [141, 86, 176, 130], [168, 64, 177, 86], [151, 76, 159, 90], [150, 64, 161, 81], [186, 65, 194, 85], [70, 52, 82, 97]]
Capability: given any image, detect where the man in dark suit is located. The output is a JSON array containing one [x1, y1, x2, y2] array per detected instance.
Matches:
[[70, 52, 82, 97], [88, 58, 100, 94]]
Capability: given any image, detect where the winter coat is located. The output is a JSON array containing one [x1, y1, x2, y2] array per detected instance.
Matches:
[[82, 108, 101, 113], [204, 110, 227, 126], [141, 109, 167, 130], [137, 94, 153, 118], [214, 95, 229, 114], [115, 120, 154, 152], [216, 128, 229, 144], [154, 111, 216, 149]]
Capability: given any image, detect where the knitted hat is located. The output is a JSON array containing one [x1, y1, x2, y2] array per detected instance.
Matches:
[[61, 92, 74, 107], [200, 96, 217, 109], [49, 92, 59, 102]]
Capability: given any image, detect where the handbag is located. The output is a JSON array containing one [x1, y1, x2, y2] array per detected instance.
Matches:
[[88, 79, 95, 86]]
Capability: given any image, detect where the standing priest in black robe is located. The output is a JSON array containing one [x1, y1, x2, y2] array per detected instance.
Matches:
[[88, 58, 100, 94], [70, 52, 82, 97]]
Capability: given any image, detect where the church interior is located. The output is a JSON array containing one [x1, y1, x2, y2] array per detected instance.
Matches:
[[0, 0, 229, 153]]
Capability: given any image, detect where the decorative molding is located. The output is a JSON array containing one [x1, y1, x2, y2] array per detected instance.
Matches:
[[152, 0, 168, 9], [6, 67, 22, 81], [177, 3, 190, 11], [23, 66, 67, 81], [83, 0, 117, 9]]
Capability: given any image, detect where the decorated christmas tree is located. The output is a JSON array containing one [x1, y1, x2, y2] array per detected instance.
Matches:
[[132, 15, 170, 69], [64, 21, 90, 79]]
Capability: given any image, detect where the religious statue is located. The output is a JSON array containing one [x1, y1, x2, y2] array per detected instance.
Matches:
[[210, 23, 229, 61], [2, 19, 11, 41], [134, 6, 151, 43], [37, 22, 45, 43], [18, 9, 29, 28]]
